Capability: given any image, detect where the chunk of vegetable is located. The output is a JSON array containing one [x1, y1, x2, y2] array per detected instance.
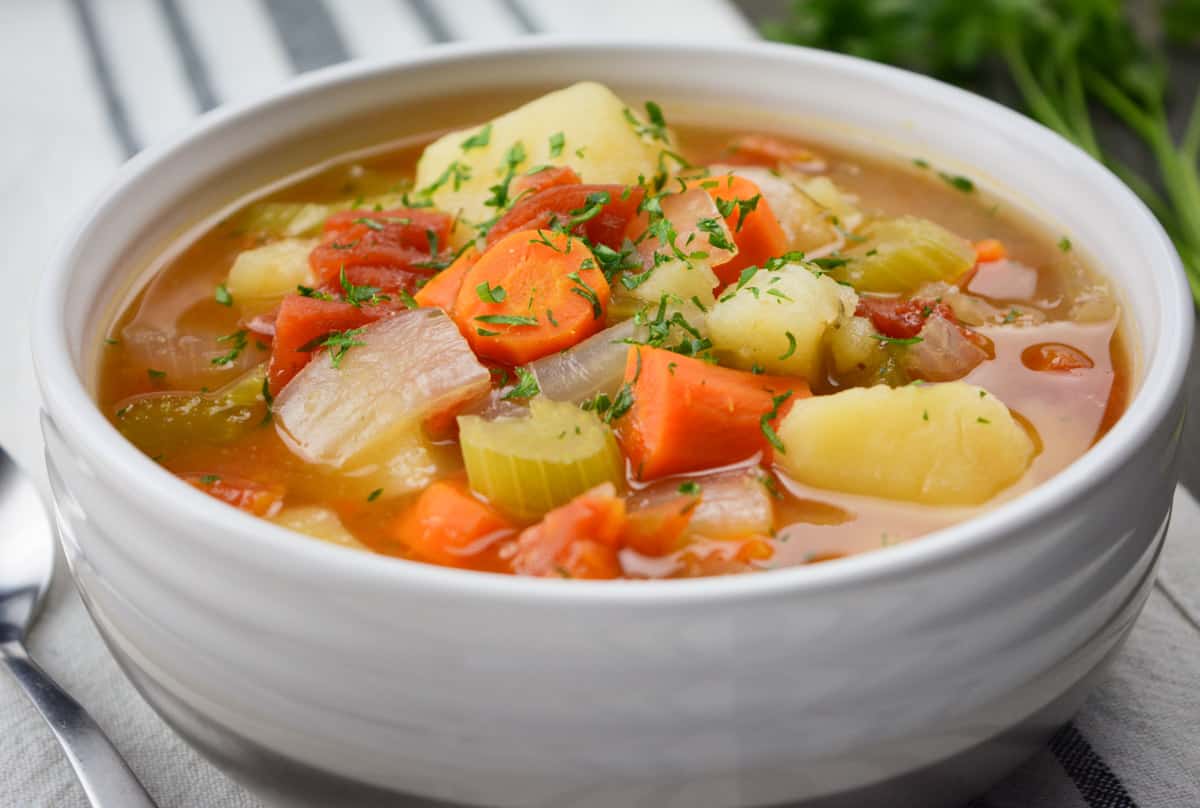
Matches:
[[457, 399, 623, 520], [508, 483, 625, 578], [708, 264, 857, 380], [617, 345, 810, 480], [113, 364, 268, 457], [267, 295, 390, 395], [902, 315, 989, 382], [271, 506, 368, 551], [225, 238, 317, 317], [621, 495, 697, 557], [528, 318, 641, 404], [616, 257, 720, 315], [688, 471, 776, 539], [827, 313, 889, 377], [775, 382, 1035, 505], [487, 183, 644, 250], [453, 229, 609, 365], [308, 208, 453, 292], [275, 309, 490, 470], [415, 82, 666, 234], [393, 479, 514, 567], [633, 187, 738, 270], [180, 473, 284, 517], [686, 175, 789, 287], [721, 134, 827, 173], [838, 216, 975, 293], [413, 246, 480, 313]]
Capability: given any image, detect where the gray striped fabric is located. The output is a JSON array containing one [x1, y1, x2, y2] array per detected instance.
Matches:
[[0, 2, 1196, 806]]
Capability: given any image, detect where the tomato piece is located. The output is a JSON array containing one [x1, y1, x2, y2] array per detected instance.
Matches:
[[509, 487, 625, 579], [856, 296, 956, 340], [180, 473, 284, 517], [267, 295, 391, 395], [622, 496, 698, 557], [1022, 343, 1095, 372], [511, 166, 581, 199], [309, 207, 453, 291], [721, 134, 825, 171], [486, 184, 644, 250]]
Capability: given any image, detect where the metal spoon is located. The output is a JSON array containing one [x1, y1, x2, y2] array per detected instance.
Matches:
[[0, 445, 158, 807]]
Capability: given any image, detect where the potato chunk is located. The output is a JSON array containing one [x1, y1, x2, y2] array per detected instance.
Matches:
[[415, 82, 665, 233], [707, 264, 857, 380], [776, 382, 1034, 505], [226, 238, 317, 317], [271, 506, 368, 551]]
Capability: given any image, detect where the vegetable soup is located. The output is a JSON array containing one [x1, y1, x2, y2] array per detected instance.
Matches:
[[97, 82, 1128, 579]]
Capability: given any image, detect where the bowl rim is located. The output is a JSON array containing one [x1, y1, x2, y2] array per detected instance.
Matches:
[[32, 37, 1193, 605]]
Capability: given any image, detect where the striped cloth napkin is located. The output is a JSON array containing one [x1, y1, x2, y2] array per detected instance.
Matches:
[[1, 2, 1196, 806]]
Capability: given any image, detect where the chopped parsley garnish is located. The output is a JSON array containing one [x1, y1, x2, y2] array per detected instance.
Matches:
[[147, 368, 166, 380], [502, 367, 541, 401], [922, 409, 929, 421], [714, 193, 761, 232], [562, 191, 611, 230], [212, 329, 249, 366], [1058, 236, 1072, 252], [566, 271, 603, 319], [766, 288, 793, 302], [419, 160, 472, 196], [475, 313, 538, 326], [678, 481, 701, 495], [367, 488, 384, 502], [476, 327, 500, 337], [913, 158, 931, 169], [297, 285, 334, 301], [214, 283, 233, 306], [548, 131, 565, 157], [1004, 308, 1020, 323], [760, 391, 792, 453], [874, 333, 924, 345], [605, 383, 635, 422], [460, 123, 492, 151], [482, 141, 527, 214], [779, 331, 797, 360], [697, 217, 735, 251], [353, 217, 385, 231], [340, 267, 389, 307], [199, 474, 220, 485], [977, 416, 991, 424], [624, 101, 670, 143], [475, 281, 507, 304], [938, 171, 975, 193], [397, 289, 419, 310], [298, 327, 367, 368]]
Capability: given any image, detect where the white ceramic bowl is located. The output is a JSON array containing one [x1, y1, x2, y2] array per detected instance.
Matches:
[[33, 40, 1191, 808]]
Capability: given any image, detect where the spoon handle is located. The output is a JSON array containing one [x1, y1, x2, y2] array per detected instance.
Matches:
[[2, 640, 159, 808]]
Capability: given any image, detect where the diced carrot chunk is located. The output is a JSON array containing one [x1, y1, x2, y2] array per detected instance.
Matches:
[[687, 175, 790, 288], [393, 479, 514, 568], [180, 473, 284, 517], [509, 486, 625, 579], [974, 239, 1007, 264]]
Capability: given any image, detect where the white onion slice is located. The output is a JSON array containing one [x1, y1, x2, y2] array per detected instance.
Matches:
[[627, 470, 774, 541], [638, 188, 738, 268], [275, 308, 489, 467], [528, 318, 642, 404], [903, 315, 989, 382]]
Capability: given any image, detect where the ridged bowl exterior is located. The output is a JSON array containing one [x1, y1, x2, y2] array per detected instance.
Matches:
[[33, 41, 1191, 808]]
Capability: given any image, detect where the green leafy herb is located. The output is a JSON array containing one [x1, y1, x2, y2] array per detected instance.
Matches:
[[212, 329, 249, 366], [367, 488, 384, 502], [624, 101, 671, 143], [460, 123, 492, 151], [548, 131, 565, 157], [476, 281, 507, 303], [147, 368, 166, 381], [566, 271, 603, 319], [938, 171, 975, 193], [678, 481, 702, 495], [214, 283, 233, 306], [779, 331, 797, 360], [340, 267, 389, 307], [199, 474, 220, 485], [298, 327, 368, 368], [1058, 236, 1073, 251], [353, 217, 385, 231], [875, 333, 924, 345], [760, 391, 792, 453], [298, 284, 334, 301], [503, 367, 541, 401], [697, 217, 735, 251], [475, 313, 538, 326], [419, 160, 472, 196]]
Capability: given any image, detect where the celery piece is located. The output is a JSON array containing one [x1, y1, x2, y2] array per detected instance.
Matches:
[[458, 399, 623, 520], [837, 216, 974, 293], [113, 364, 268, 457]]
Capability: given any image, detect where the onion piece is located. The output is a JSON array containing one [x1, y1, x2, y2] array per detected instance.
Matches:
[[902, 315, 989, 382], [627, 470, 774, 541], [275, 309, 489, 468], [528, 318, 640, 404], [637, 188, 738, 268]]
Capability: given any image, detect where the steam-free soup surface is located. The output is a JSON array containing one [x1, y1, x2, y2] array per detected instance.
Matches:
[[98, 82, 1127, 579]]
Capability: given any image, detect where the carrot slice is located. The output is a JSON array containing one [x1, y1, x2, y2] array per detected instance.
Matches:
[[974, 238, 1007, 264], [453, 229, 609, 365], [486, 183, 644, 250], [414, 246, 480, 313], [180, 473, 284, 517], [722, 134, 825, 170], [687, 175, 789, 288], [509, 485, 625, 579], [616, 346, 810, 481], [267, 295, 388, 395], [393, 479, 514, 568]]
